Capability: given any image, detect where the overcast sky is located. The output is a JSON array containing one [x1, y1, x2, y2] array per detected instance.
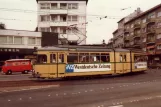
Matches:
[[0, 0, 161, 44]]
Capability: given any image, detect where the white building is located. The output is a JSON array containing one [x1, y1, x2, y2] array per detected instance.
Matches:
[[0, 29, 42, 49], [0, 29, 42, 60], [36, 0, 88, 45]]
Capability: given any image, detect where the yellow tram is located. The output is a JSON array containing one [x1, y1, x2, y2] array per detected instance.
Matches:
[[32, 45, 147, 79]]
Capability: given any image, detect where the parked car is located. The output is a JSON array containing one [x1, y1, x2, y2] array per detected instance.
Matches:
[[1, 59, 33, 75]]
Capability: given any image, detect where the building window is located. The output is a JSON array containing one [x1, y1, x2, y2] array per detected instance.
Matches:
[[60, 15, 67, 22], [28, 37, 36, 45], [0, 36, 7, 44], [40, 15, 50, 21], [157, 44, 161, 50], [40, 3, 50, 9], [68, 3, 78, 9], [157, 34, 161, 39], [143, 38, 146, 42], [51, 3, 57, 9], [136, 20, 141, 24], [68, 15, 78, 21], [143, 48, 146, 52], [14, 36, 22, 44], [51, 27, 57, 33], [142, 18, 146, 23], [131, 32, 134, 36], [148, 13, 155, 19], [51, 15, 58, 22], [142, 28, 146, 33], [37, 38, 41, 45], [60, 3, 67, 9], [8, 36, 13, 44], [60, 27, 67, 34], [157, 11, 161, 17], [131, 24, 134, 28], [157, 22, 161, 28], [40, 27, 50, 32]]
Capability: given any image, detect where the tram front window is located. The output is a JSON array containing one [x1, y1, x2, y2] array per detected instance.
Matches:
[[37, 55, 47, 63]]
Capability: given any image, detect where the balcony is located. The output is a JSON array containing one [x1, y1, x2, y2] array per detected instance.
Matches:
[[146, 38, 155, 45], [124, 29, 130, 34], [50, 21, 67, 27], [134, 24, 141, 30], [133, 34, 141, 39], [124, 36, 130, 42], [147, 50, 155, 55], [146, 28, 155, 35], [147, 18, 156, 24], [124, 43, 130, 48], [49, 9, 68, 15], [133, 40, 141, 48]]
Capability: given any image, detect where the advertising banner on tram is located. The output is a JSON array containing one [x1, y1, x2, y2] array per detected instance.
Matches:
[[65, 63, 111, 72]]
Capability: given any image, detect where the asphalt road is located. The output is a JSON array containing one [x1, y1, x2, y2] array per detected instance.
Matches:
[[0, 73, 32, 81], [1, 69, 161, 107]]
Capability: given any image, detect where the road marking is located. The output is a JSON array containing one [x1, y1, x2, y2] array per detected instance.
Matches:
[[108, 105, 124, 107], [0, 85, 59, 94]]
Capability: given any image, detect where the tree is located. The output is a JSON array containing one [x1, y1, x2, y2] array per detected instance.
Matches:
[[0, 23, 6, 29]]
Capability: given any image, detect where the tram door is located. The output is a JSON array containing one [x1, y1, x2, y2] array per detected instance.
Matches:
[[57, 53, 66, 78], [49, 53, 58, 78], [120, 53, 127, 73]]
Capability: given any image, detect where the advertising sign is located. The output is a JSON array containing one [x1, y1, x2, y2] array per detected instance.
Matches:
[[134, 62, 147, 69], [65, 63, 111, 73]]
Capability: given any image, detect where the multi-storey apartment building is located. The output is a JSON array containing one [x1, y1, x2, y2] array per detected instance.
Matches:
[[124, 4, 161, 64], [113, 8, 142, 48], [36, 0, 88, 45]]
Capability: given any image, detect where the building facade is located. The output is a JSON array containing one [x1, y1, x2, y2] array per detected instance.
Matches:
[[36, 0, 88, 45], [0, 29, 58, 61], [113, 8, 142, 48], [107, 38, 113, 48], [124, 4, 161, 64]]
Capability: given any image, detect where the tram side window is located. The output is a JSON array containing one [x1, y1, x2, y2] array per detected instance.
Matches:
[[124, 55, 127, 62], [50, 54, 56, 63], [90, 53, 100, 63], [79, 53, 89, 63], [101, 53, 110, 62], [67, 53, 78, 63], [59, 54, 64, 63], [37, 54, 47, 63], [134, 55, 147, 62], [120, 55, 123, 62]]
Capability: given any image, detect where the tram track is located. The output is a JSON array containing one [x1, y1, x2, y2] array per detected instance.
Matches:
[[0, 69, 160, 88]]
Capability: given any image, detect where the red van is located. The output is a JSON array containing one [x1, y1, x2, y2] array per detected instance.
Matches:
[[1, 59, 33, 75]]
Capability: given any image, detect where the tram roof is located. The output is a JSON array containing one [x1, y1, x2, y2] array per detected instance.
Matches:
[[37, 45, 131, 52]]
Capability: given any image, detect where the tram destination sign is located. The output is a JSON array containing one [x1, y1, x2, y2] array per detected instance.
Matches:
[[66, 63, 111, 72]]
